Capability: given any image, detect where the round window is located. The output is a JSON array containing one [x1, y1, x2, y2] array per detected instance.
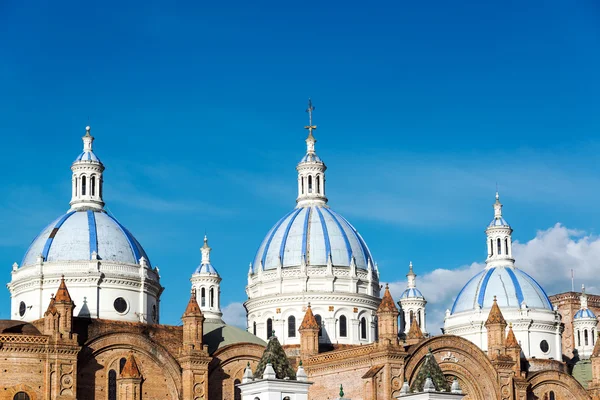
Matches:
[[18, 301, 26, 317], [114, 298, 128, 314], [540, 340, 549, 353]]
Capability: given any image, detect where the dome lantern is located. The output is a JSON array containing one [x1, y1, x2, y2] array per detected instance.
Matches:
[[485, 191, 514, 268], [296, 99, 328, 207], [70, 125, 105, 212]]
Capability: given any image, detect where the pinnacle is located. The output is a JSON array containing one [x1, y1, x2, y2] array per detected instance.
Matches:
[[120, 352, 142, 378], [54, 276, 73, 303], [183, 289, 203, 317], [505, 323, 519, 348], [485, 296, 506, 326], [377, 284, 398, 313], [299, 304, 319, 330], [407, 317, 424, 340]]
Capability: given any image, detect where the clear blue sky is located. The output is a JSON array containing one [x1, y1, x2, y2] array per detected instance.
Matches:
[[1, 1, 599, 326]]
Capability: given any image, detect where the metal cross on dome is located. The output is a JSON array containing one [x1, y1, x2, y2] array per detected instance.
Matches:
[[305, 99, 317, 132]]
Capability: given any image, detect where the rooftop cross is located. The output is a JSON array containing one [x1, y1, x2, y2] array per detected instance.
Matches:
[[304, 98, 317, 134]]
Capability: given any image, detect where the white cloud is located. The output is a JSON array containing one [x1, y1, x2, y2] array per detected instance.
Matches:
[[390, 224, 600, 332], [222, 302, 248, 329]]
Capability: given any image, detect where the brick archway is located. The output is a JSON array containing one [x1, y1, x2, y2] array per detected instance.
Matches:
[[404, 335, 501, 400], [79, 332, 182, 399], [527, 370, 590, 399]]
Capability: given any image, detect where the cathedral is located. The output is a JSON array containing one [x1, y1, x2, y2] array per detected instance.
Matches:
[[1, 105, 600, 400]]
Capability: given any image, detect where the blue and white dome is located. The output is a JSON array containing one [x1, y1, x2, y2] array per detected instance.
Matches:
[[75, 149, 101, 162], [22, 210, 150, 267], [400, 288, 424, 299], [252, 205, 374, 271], [195, 263, 218, 274], [299, 153, 322, 163], [489, 216, 510, 227], [574, 308, 596, 320], [451, 265, 552, 314]]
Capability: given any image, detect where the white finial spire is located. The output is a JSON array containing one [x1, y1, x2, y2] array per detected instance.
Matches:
[[83, 125, 94, 152], [296, 99, 328, 207], [407, 261, 416, 289], [581, 284, 589, 310], [201, 235, 211, 265]]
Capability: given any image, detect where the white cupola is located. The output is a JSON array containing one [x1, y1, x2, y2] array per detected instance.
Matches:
[[296, 99, 328, 207], [191, 235, 223, 322], [573, 284, 598, 359], [69, 126, 105, 211], [485, 192, 514, 268], [398, 262, 427, 336]]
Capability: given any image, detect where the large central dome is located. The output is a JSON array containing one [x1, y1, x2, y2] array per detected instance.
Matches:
[[245, 102, 381, 347], [253, 205, 373, 271]]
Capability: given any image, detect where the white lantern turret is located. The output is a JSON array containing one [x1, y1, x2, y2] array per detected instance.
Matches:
[[485, 192, 514, 268], [69, 126, 105, 211], [191, 235, 223, 322]]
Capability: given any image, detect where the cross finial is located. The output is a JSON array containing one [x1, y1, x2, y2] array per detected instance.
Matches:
[[305, 98, 317, 134]]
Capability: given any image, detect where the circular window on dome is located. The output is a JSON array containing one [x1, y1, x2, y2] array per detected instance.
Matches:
[[113, 297, 128, 314], [540, 340, 550, 353], [18, 301, 26, 317]]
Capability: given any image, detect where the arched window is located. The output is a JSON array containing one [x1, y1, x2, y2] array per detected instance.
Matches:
[[315, 314, 323, 337], [490, 239, 494, 255], [13, 393, 30, 400], [505, 238, 509, 255], [301, 178, 304, 194], [497, 238, 502, 255], [75, 178, 78, 197], [119, 357, 127, 373], [81, 175, 87, 196], [91, 175, 96, 196], [339, 315, 347, 337], [578, 330, 581, 347], [209, 288, 214, 308], [418, 311, 422, 327], [316, 175, 321, 194], [360, 317, 367, 339], [234, 378, 242, 400], [253, 321, 257, 335], [201, 288, 206, 307], [308, 175, 313, 193], [108, 370, 117, 400], [409, 310, 414, 325], [549, 391, 555, 400], [288, 316, 296, 337], [266, 318, 273, 339], [585, 329, 589, 346]]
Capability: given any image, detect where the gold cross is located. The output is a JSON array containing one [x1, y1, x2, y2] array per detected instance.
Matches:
[[305, 98, 317, 132]]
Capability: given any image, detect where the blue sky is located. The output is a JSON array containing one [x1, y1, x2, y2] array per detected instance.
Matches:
[[1, 1, 599, 327]]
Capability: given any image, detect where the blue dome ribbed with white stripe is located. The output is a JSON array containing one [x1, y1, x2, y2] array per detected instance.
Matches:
[[75, 150, 101, 163], [451, 265, 552, 314], [253, 205, 374, 271], [21, 210, 150, 267], [400, 288, 424, 299], [575, 308, 596, 319]]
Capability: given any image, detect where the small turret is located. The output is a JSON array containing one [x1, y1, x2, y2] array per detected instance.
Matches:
[[191, 235, 223, 322], [182, 289, 205, 351], [299, 303, 320, 358], [377, 284, 399, 345]]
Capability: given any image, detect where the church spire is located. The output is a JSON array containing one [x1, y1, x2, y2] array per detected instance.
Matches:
[[69, 125, 105, 211], [485, 191, 514, 268], [296, 99, 328, 207]]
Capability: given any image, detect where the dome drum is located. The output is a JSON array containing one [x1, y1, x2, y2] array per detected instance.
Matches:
[[246, 293, 380, 345]]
